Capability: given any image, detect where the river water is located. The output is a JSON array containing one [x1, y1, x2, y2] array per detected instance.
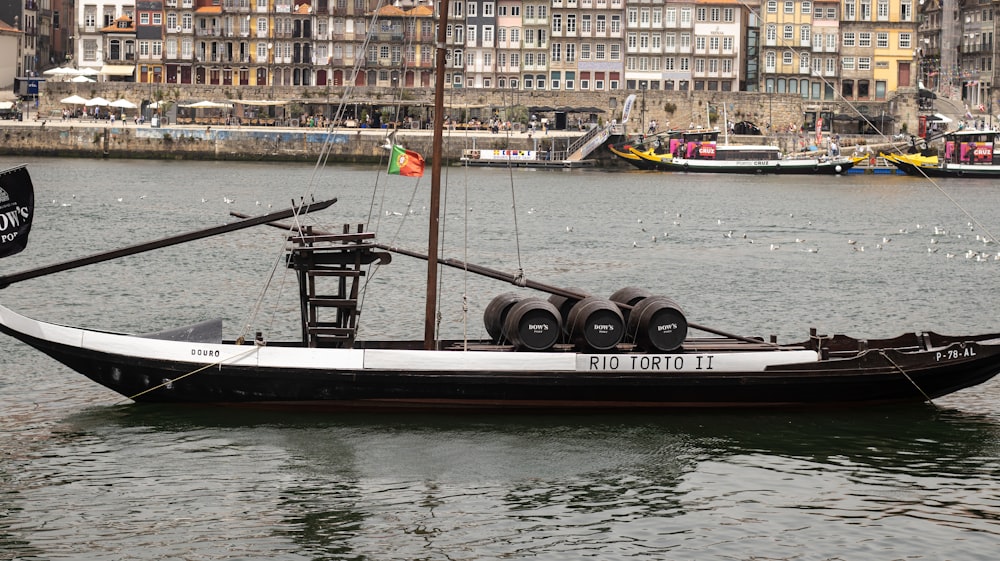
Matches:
[[2, 156, 1000, 560]]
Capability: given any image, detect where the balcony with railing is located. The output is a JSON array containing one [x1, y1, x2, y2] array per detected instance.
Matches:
[[960, 42, 993, 54]]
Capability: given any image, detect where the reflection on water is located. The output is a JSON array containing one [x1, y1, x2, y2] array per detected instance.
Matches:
[[2, 158, 1000, 560], [3, 405, 997, 560]]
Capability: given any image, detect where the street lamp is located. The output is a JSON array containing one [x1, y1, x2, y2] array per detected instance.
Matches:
[[267, 42, 273, 97], [640, 82, 647, 135], [767, 83, 773, 135]]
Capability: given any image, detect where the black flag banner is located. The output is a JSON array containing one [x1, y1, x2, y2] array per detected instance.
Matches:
[[0, 165, 34, 258]]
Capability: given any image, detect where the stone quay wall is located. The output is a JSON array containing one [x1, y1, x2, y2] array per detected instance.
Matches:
[[38, 81, 920, 136], [0, 121, 590, 164]]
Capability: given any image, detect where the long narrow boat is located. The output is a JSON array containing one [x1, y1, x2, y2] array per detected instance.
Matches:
[[607, 130, 676, 170], [608, 142, 659, 170], [3, 0, 1000, 410], [632, 134, 861, 174], [883, 129, 1000, 178]]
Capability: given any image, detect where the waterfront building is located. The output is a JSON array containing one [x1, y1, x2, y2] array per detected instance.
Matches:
[[956, 0, 993, 110], [13, 0, 930, 132], [0, 18, 23, 88], [136, 1, 163, 83], [495, 0, 521, 88], [837, 0, 917, 103], [76, 1, 134, 77], [761, 0, 819, 98], [571, 0, 624, 92], [462, 0, 494, 88], [808, 0, 838, 100], [3, 0, 38, 77], [329, 0, 371, 87], [100, 13, 138, 81], [520, 1, 550, 90], [691, 0, 747, 92]]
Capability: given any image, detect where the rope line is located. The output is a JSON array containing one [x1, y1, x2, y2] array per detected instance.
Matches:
[[119, 346, 262, 403], [879, 350, 938, 407]]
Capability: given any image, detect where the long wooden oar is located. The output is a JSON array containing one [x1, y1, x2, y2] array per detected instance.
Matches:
[[0, 198, 337, 289]]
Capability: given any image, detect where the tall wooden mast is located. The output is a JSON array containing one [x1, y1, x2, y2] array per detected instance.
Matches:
[[424, 0, 449, 350]]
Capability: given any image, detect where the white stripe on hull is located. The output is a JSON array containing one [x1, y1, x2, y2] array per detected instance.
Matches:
[[0, 304, 820, 373]]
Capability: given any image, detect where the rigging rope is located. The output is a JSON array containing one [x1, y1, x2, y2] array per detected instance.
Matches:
[[120, 346, 262, 403], [238, 0, 397, 340], [879, 350, 938, 408]]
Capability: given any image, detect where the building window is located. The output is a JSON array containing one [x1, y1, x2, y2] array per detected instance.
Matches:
[[900, 0, 912, 21]]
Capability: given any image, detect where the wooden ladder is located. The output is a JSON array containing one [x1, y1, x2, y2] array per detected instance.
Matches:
[[286, 224, 389, 347]]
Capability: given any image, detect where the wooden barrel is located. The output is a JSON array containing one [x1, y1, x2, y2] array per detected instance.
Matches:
[[483, 292, 522, 342], [627, 296, 688, 352], [548, 288, 591, 332], [609, 286, 652, 324], [504, 298, 563, 351], [567, 297, 625, 351]]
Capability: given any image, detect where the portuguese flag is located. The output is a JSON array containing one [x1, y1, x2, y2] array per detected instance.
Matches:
[[388, 145, 425, 177]]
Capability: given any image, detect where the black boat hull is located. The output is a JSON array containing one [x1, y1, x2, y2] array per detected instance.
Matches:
[[6, 312, 1000, 410]]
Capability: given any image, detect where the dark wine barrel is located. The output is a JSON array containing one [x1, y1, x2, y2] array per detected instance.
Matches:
[[483, 292, 522, 342], [567, 297, 625, 351], [609, 286, 653, 324], [548, 288, 590, 331], [504, 298, 562, 351], [627, 296, 688, 352]]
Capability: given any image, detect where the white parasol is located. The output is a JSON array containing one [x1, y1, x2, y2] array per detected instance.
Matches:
[[110, 99, 138, 109], [60, 95, 91, 105], [179, 100, 234, 109], [84, 97, 111, 107]]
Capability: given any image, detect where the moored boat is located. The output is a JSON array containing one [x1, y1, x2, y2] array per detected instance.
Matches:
[[3, 0, 1000, 411], [883, 129, 1000, 178], [607, 130, 675, 170], [630, 130, 860, 174]]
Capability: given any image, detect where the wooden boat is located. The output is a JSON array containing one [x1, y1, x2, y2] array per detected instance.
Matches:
[[4, 1, 1000, 410], [631, 130, 861, 174], [607, 131, 675, 170], [883, 129, 1000, 178]]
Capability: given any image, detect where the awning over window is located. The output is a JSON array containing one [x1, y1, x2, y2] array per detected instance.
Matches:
[[100, 65, 136, 76]]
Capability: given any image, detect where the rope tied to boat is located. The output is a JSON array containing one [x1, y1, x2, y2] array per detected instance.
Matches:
[[513, 268, 527, 287], [878, 350, 938, 408], [118, 346, 262, 404]]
